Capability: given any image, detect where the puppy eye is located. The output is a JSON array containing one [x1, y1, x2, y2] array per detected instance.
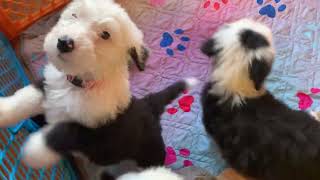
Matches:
[[72, 13, 77, 18], [100, 31, 110, 40]]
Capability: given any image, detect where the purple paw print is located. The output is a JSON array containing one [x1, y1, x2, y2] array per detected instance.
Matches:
[[160, 29, 190, 57], [257, 0, 286, 18]]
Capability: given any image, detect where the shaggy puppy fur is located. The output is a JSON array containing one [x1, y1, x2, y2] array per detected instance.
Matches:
[[0, 0, 150, 168], [116, 167, 183, 180], [0, 0, 148, 128], [201, 19, 320, 180], [99, 164, 216, 180], [23, 78, 198, 172]]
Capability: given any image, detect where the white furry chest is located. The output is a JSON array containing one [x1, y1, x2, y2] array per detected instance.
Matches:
[[43, 88, 109, 127], [42, 64, 130, 128]]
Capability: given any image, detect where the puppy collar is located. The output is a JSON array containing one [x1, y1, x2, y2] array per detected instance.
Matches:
[[67, 75, 97, 89]]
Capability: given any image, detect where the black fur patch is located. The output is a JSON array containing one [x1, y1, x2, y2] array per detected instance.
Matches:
[[240, 29, 269, 50], [201, 83, 320, 180], [34, 78, 45, 93], [45, 80, 188, 169], [100, 172, 115, 180], [141, 46, 149, 66], [249, 58, 271, 90], [201, 39, 221, 57], [31, 114, 47, 127], [129, 47, 148, 71]]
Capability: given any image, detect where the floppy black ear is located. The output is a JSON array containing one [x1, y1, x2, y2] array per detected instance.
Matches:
[[249, 58, 271, 90], [128, 46, 149, 71], [240, 29, 270, 50], [201, 39, 221, 57]]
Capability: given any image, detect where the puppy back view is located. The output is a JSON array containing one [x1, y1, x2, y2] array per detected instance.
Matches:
[[201, 19, 320, 180]]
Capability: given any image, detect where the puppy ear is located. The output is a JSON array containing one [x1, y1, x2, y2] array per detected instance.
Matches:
[[201, 39, 221, 57], [240, 29, 270, 50], [128, 46, 149, 71], [249, 58, 271, 90]]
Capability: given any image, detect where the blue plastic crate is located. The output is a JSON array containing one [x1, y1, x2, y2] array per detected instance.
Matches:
[[0, 33, 77, 180]]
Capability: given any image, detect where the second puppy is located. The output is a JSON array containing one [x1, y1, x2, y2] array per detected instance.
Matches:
[[201, 19, 320, 180]]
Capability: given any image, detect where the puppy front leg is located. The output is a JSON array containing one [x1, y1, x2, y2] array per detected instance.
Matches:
[[0, 84, 44, 127]]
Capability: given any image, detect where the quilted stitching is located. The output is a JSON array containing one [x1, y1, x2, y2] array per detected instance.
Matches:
[[18, 0, 320, 176], [124, 0, 320, 175]]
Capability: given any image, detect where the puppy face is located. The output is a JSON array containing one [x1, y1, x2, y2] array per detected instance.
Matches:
[[44, 0, 148, 78], [201, 19, 275, 102]]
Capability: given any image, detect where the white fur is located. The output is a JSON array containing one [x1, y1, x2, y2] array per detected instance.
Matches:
[[0, 0, 147, 169], [43, 63, 131, 127], [117, 167, 183, 180], [0, 0, 145, 128], [208, 19, 275, 106], [0, 85, 44, 127], [41, 0, 145, 127], [22, 126, 61, 168], [310, 111, 320, 122], [185, 77, 199, 89]]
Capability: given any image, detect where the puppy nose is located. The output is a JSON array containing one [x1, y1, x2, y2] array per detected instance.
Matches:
[[57, 36, 74, 53]]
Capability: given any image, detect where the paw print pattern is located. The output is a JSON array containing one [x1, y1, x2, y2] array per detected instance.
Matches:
[[203, 0, 229, 10], [311, 88, 320, 94], [257, 0, 286, 18], [160, 29, 190, 57], [296, 92, 313, 110], [149, 0, 166, 7], [165, 147, 193, 167], [167, 92, 195, 114], [296, 88, 320, 110], [165, 146, 177, 165]]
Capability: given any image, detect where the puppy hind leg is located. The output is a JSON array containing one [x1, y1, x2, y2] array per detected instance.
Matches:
[[22, 122, 90, 169], [22, 125, 61, 169], [135, 137, 166, 168], [0, 84, 44, 127]]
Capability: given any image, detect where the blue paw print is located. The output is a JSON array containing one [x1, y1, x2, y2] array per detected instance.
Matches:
[[160, 29, 190, 57], [257, 0, 286, 18]]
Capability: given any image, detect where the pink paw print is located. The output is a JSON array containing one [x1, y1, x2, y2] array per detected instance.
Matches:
[[149, 0, 166, 7], [296, 88, 320, 110], [203, 0, 229, 10], [165, 146, 193, 167], [166, 91, 195, 115]]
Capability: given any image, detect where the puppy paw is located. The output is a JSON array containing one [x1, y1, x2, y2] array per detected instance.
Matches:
[[0, 98, 17, 127], [22, 130, 61, 169], [0, 85, 44, 127]]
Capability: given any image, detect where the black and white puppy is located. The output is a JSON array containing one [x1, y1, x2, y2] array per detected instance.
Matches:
[[0, 0, 187, 170], [201, 19, 320, 180], [24, 77, 198, 172]]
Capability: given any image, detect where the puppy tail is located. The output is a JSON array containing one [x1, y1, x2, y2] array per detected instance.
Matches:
[[144, 77, 199, 118]]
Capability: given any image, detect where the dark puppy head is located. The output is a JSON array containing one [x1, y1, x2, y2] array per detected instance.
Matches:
[[201, 19, 275, 105]]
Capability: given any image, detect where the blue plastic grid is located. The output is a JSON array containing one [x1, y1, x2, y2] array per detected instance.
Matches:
[[0, 33, 77, 180]]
